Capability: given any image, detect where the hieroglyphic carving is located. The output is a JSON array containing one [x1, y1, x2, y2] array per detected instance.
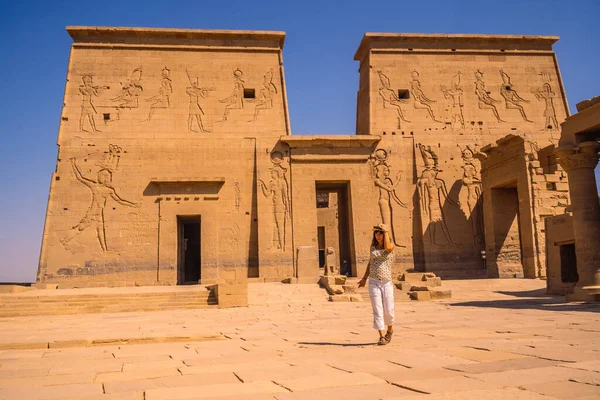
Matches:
[[369, 149, 407, 247], [146, 67, 173, 121], [532, 72, 559, 131], [250, 69, 278, 122], [258, 152, 290, 251], [410, 70, 441, 122], [499, 70, 532, 122], [78, 75, 109, 132], [458, 145, 484, 245], [219, 69, 244, 122], [376, 71, 410, 128], [234, 181, 241, 212], [417, 144, 459, 246], [61, 145, 139, 252], [441, 72, 465, 130], [110, 67, 143, 120], [185, 70, 215, 133], [474, 70, 504, 122]]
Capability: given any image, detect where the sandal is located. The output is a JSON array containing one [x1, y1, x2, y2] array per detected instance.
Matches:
[[377, 336, 389, 346], [385, 331, 393, 343]]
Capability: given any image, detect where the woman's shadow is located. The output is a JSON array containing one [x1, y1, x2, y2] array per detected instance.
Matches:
[[297, 341, 376, 347]]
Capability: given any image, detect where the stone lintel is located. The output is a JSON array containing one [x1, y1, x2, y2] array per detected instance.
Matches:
[[479, 134, 524, 155], [280, 135, 380, 149], [149, 177, 226, 184], [66, 26, 286, 50], [558, 100, 600, 147], [354, 33, 559, 62]]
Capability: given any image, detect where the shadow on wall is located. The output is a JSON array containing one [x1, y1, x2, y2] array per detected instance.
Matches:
[[418, 177, 485, 270]]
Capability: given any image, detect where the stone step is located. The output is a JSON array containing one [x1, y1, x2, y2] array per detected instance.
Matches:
[[0, 287, 218, 317]]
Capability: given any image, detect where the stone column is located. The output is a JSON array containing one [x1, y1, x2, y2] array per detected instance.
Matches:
[[555, 141, 600, 298]]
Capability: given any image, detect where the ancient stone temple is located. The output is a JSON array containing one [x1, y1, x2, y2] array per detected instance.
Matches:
[[37, 27, 570, 288]]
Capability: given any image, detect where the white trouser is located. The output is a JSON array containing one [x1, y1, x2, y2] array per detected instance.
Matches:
[[368, 279, 395, 330]]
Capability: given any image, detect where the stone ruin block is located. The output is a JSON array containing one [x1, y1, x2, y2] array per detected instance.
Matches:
[[395, 281, 413, 291], [328, 294, 363, 302], [398, 272, 451, 300], [409, 291, 431, 301], [216, 283, 248, 308], [430, 289, 452, 300], [319, 276, 345, 295], [342, 285, 357, 294]]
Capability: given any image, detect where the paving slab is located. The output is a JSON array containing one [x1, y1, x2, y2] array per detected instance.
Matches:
[[144, 381, 287, 400], [80, 393, 144, 400], [392, 375, 489, 394], [96, 368, 181, 383], [274, 371, 385, 392], [444, 356, 559, 374], [0, 382, 103, 400], [558, 360, 600, 373], [433, 346, 528, 362], [520, 380, 600, 399], [234, 364, 336, 382], [0, 372, 95, 388], [386, 387, 564, 400], [469, 365, 600, 387], [272, 382, 417, 399]]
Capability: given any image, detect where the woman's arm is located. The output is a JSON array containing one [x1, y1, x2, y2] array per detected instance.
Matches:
[[358, 260, 370, 288], [382, 225, 395, 253]]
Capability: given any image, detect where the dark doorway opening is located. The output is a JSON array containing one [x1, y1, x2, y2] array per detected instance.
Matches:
[[315, 182, 355, 277], [559, 243, 578, 283], [178, 216, 201, 284], [317, 226, 326, 269]]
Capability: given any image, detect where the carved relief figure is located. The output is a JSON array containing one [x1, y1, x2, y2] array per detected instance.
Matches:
[[186, 70, 215, 133], [532, 72, 559, 131], [258, 152, 290, 251], [416, 144, 459, 246], [224, 223, 241, 253], [376, 71, 410, 129], [219, 68, 245, 122], [369, 149, 407, 247], [440, 72, 465, 129], [78, 75, 109, 132], [61, 145, 139, 252], [458, 145, 484, 245], [410, 70, 441, 122], [474, 70, 504, 122], [146, 67, 173, 121], [250, 69, 278, 122], [499, 70, 532, 122], [110, 67, 143, 120]]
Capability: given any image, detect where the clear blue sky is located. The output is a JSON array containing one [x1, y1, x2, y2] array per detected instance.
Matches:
[[1, 0, 599, 282]]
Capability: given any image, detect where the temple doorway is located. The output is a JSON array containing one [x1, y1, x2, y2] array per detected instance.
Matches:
[[177, 216, 201, 284], [315, 183, 354, 276]]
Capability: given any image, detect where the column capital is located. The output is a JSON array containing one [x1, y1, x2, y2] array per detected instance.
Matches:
[[555, 142, 599, 172]]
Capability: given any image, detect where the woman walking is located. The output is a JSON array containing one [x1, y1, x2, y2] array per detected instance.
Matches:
[[358, 223, 395, 345]]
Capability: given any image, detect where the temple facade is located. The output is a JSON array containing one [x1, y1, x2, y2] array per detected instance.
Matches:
[[37, 27, 571, 288]]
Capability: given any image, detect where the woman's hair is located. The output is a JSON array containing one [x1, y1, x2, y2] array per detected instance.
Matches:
[[371, 230, 382, 248]]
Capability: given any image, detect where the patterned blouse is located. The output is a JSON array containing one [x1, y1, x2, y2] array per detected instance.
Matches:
[[369, 246, 394, 281]]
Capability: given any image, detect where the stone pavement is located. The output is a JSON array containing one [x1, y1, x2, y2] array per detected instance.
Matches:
[[0, 279, 598, 399]]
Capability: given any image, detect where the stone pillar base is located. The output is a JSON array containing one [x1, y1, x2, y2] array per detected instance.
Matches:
[[565, 286, 600, 302]]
